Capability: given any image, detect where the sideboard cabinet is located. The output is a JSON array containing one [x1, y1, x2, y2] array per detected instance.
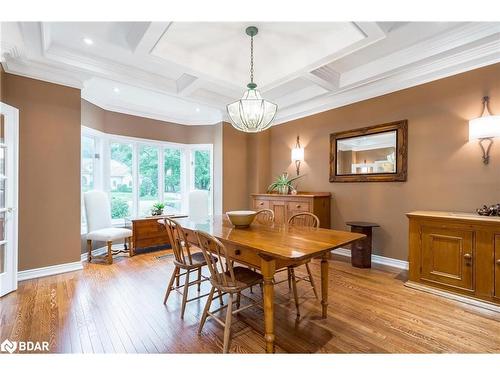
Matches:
[[251, 192, 331, 229], [407, 211, 500, 307]]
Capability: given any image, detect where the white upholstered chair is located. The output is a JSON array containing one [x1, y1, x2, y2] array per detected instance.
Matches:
[[84, 190, 133, 264]]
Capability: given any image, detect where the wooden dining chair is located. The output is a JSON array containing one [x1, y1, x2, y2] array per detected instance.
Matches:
[[196, 230, 263, 353], [283, 212, 320, 317], [161, 217, 222, 319], [255, 208, 275, 225]]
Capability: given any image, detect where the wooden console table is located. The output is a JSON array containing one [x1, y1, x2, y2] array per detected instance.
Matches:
[[128, 214, 187, 253]]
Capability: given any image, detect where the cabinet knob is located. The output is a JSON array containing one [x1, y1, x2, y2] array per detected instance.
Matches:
[[259, 202, 264, 206], [464, 253, 472, 260], [496, 259, 500, 265], [296, 204, 301, 208], [234, 249, 241, 256]]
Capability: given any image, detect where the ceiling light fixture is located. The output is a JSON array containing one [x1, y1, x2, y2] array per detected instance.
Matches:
[[226, 26, 278, 133], [113, 87, 120, 93], [83, 37, 94, 45], [195, 107, 200, 112]]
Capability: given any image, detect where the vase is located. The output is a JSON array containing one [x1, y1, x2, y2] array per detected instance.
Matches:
[[278, 185, 289, 195]]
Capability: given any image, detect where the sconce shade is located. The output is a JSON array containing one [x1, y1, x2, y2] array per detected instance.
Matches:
[[291, 146, 304, 162], [469, 115, 500, 140], [469, 96, 500, 140]]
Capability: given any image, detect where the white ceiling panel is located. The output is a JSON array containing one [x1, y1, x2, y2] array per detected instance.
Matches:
[[1, 21, 499, 126]]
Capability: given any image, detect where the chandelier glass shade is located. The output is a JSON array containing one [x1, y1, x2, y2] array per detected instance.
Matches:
[[226, 26, 278, 133]]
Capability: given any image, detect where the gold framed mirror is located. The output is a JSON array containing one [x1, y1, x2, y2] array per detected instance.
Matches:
[[329, 120, 408, 182]]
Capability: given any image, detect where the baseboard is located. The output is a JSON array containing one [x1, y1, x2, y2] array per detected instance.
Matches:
[[405, 281, 500, 313], [331, 248, 409, 270], [18, 261, 83, 281]]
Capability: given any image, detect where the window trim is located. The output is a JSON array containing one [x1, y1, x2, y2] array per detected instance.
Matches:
[[81, 126, 214, 230]]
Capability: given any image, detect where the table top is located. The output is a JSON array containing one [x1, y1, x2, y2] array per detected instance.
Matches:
[[129, 214, 188, 222], [175, 215, 364, 261], [407, 210, 500, 223], [345, 221, 380, 228], [251, 192, 332, 198]]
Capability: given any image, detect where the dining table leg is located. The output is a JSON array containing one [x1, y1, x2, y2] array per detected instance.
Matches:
[[260, 257, 276, 354], [320, 252, 329, 319]]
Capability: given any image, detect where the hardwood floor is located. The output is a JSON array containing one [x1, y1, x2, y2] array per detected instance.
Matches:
[[1, 250, 500, 353]]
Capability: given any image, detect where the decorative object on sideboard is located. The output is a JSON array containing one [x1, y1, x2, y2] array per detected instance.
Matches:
[[291, 135, 304, 176], [469, 96, 500, 165], [151, 202, 165, 216], [226, 26, 278, 133], [330, 120, 408, 182], [267, 172, 303, 194], [477, 203, 500, 216]]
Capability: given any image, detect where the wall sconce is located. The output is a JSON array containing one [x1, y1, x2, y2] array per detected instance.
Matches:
[[469, 96, 500, 164], [291, 135, 304, 175]]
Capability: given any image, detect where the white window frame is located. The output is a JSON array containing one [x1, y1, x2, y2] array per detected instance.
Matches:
[[81, 126, 214, 227]]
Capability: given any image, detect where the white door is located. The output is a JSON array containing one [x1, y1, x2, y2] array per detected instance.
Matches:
[[0, 102, 19, 297]]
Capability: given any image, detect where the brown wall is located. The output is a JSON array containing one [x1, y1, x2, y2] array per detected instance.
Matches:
[[3, 72, 82, 271], [266, 63, 500, 261]]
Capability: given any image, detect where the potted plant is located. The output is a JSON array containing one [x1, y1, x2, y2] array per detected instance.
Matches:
[[267, 172, 303, 195], [151, 202, 165, 216]]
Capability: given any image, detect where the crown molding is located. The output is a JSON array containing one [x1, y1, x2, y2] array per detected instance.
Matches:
[[273, 40, 500, 125]]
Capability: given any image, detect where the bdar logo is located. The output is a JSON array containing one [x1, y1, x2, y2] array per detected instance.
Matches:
[[1, 339, 17, 353]]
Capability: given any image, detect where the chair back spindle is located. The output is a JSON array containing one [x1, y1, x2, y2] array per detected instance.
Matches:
[[288, 212, 320, 228], [255, 209, 275, 225], [195, 230, 236, 288], [162, 217, 194, 266]]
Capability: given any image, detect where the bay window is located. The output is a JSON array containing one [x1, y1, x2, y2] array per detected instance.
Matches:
[[81, 127, 213, 228]]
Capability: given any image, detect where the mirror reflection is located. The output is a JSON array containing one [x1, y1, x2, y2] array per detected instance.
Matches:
[[336, 130, 397, 175]]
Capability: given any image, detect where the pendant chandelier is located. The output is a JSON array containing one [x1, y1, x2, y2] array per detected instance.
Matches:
[[226, 26, 278, 133]]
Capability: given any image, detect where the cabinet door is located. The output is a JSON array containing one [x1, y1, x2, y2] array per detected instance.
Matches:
[[421, 226, 474, 292], [270, 201, 286, 225], [495, 235, 500, 300]]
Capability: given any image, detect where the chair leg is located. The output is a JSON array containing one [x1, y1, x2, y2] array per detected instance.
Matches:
[[198, 286, 215, 334], [305, 262, 319, 299], [164, 266, 179, 304], [107, 241, 113, 265], [223, 293, 233, 354], [290, 267, 300, 317], [236, 292, 241, 310], [218, 291, 224, 306], [180, 269, 191, 319], [197, 267, 202, 292], [87, 240, 92, 263], [287, 268, 292, 290], [128, 237, 134, 257]]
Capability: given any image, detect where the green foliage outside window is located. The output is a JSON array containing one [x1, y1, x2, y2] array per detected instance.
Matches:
[[194, 150, 210, 190], [111, 196, 130, 219]]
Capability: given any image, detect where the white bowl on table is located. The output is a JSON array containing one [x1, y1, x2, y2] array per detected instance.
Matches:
[[226, 210, 257, 228]]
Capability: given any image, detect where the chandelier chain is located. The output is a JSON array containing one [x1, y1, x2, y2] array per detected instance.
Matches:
[[250, 35, 254, 84]]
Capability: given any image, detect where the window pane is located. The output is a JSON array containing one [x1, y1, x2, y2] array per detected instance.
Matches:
[[164, 148, 182, 213], [194, 150, 211, 191], [139, 145, 159, 216], [81, 136, 95, 192], [110, 143, 133, 219], [193, 149, 211, 214]]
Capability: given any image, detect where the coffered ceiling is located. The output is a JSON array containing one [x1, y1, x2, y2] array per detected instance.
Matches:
[[1, 22, 499, 126]]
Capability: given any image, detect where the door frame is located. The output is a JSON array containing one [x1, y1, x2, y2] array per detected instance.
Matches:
[[0, 102, 19, 297]]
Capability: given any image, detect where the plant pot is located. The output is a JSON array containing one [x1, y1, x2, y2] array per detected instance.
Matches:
[[277, 185, 290, 195], [151, 210, 163, 216]]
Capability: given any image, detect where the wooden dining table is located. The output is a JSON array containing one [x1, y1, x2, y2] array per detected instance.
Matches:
[[175, 215, 365, 353]]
